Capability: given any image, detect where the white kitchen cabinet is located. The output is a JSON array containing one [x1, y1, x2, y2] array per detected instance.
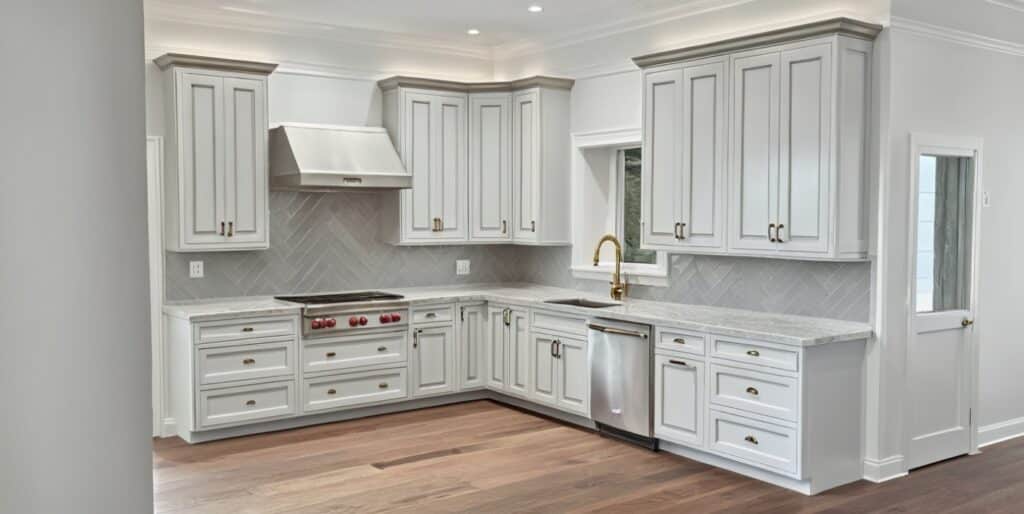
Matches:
[[554, 335, 589, 417], [156, 54, 274, 252], [529, 333, 559, 406], [506, 308, 531, 397], [469, 93, 513, 242], [486, 305, 508, 390], [641, 58, 727, 252], [380, 77, 572, 246], [458, 303, 487, 390], [635, 22, 876, 261], [411, 325, 456, 397], [654, 353, 705, 448], [382, 89, 468, 243]]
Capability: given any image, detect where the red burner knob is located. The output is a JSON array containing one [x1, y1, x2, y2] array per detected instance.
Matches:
[[348, 316, 359, 327], [391, 313, 401, 322], [380, 313, 392, 323], [325, 318, 337, 328], [359, 316, 368, 326], [311, 319, 323, 330]]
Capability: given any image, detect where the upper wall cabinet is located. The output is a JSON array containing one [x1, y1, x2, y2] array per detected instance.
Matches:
[[155, 54, 277, 252], [379, 76, 573, 246], [635, 18, 881, 261]]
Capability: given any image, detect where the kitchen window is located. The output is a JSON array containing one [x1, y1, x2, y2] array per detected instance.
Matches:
[[617, 148, 657, 265]]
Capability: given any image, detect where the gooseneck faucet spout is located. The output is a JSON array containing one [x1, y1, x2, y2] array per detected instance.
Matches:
[[592, 234, 626, 301]]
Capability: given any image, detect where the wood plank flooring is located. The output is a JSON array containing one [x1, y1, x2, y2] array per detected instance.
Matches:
[[154, 400, 1024, 513]]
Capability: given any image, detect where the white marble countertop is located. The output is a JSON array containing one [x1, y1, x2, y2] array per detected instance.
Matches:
[[163, 283, 873, 347]]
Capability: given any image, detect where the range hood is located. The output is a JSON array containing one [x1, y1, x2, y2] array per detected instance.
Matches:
[[269, 123, 410, 191]]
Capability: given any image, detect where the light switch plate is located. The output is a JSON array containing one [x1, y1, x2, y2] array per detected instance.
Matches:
[[189, 261, 204, 278], [456, 259, 471, 276]]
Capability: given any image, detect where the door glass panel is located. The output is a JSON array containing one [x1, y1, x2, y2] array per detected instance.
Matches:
[[915, 154, 974, 313]]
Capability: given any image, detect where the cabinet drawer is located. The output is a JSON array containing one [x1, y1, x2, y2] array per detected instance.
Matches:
[[709, 410, 798, 476], [197, 340, 296, 386], [411, 305, 454, 325], [198, 381, 296, 429], [303, 368, 408, 413], [532, 310, 586, 337], [712, 336, 799, 372], [656, 328, 707, 356], [198, 317, 297, 344], [709, 364, 798, 422], [304, 331, 407, 374]]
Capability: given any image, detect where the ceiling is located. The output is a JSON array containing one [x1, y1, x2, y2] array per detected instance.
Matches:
[[149, 0, 701, 49]]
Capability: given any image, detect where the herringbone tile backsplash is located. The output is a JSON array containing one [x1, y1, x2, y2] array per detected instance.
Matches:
[[166, 191, 871, 322]]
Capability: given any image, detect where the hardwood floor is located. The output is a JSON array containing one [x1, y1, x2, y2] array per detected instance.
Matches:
[[154, 400, 1023, 513]]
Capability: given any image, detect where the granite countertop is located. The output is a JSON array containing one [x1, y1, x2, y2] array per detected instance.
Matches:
[[163, 283, 873, 347]]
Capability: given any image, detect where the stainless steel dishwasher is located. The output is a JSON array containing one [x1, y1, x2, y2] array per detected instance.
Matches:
[[588, 318, 656, 449]]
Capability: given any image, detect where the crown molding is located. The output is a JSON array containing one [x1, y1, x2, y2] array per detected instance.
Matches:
[[633, 17, 882, 68], [890, 16, 1024, 58], [987, 0, 1024, 14], [144, 0, 493, 62], [153, 53, 278, 74], [377, 75, 574, 93]]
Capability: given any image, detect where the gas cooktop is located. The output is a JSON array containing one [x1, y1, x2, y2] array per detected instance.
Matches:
[[275, 291, 405, 305]]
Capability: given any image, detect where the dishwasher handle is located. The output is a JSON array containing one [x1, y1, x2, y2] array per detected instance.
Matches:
[[587, 323, 649, 339]]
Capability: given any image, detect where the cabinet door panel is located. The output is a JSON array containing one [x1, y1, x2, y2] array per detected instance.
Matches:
[[412, 326, 454, 397], [223, 77, 267, 245], [512, 90, 540, 241], [654, 355, 705, 448], [729, 52, 780, 253], [556, 336, 589, 417], [469, 94, 512, 241], [680, 60, 727, 249], [506, 309, 531, 397], [486, 307, 507, 390], [530, 334, 558, 406], [180, 72, 225, 245], [436, 98, 467, 239], [778, 44, 831, 254], [642, 68, 683, 248], [404, 93, 435, 239], [459, 304, 487, 390]]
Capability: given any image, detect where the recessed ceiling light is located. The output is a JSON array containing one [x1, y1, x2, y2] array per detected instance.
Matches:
[[467, 28, 481, 35], [528, 5, 543, 13]]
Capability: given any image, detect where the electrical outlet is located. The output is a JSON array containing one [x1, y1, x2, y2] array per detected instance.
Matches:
[[189, 261, 204, 279], [456, 259, 471, 276]]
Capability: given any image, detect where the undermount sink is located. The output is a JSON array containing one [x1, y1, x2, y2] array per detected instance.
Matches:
[[543, 298, 620, 309]]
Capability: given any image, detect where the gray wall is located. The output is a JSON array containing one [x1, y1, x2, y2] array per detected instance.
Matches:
[[0, 1, 153, 513]]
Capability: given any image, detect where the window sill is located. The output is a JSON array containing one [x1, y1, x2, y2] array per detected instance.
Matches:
[[570, 264, 669, 288]]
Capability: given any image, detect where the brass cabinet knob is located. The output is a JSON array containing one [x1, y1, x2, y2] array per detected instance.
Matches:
[[744, 435, 759, 445], [327, 388, 337, 396], [746, 350, 760, 357], [746, 387, 759, 396], [242, 358, 256, 365], [962, 318, 975, 327]]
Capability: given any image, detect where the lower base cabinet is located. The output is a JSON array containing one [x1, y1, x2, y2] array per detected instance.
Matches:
[[411, 325, 456, 397], [303, 368, 407, 412], [654, 354, 705, 447], [458, 303, 488, 390]]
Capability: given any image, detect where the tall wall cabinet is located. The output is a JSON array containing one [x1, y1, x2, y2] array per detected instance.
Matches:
[[635, 18, 881, 261], [379, 77, 573, 246], [155, 54, 277, 252]]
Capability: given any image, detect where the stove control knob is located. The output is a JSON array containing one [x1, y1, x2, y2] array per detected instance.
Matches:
[[348, 316, 359, 327], [311, 319, 323, 330], [391, 313, 402, 322], [359, 316, 368, 326], [325, 318, 337, 328], [380, 313, 392, 324]]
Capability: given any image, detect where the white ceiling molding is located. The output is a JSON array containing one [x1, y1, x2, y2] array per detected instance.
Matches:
[[890, 16, 1024, 58], [987, 0, 1024, 13], [144, 0, 493, 61]]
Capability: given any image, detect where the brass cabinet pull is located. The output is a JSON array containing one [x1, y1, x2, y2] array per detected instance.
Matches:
[[327, 388, 337, 395], [227, 221, 234, 237], [746, 350, 761, 357], [679, 222, 687, 240], [550, 340, 562, 358], [668, 359, 693, 368], [439, 218, 444, 231], [531, 220, 536, 232], [962, 318, 975, 327], [503, 308, 511, 326], [220, 221, 226, 236], [502, 220, 507, 234], [242, 358, 256, 365], [245, 400, 256, 407], [768, 223, 777, 242], [413, 329, 421, 348], [378, 382, 389, 389], [776, 223, 784, 243], [674, 222, 682, 239], [377, 346, 387, 352], [326, 352, 336, 358], [746, 386, 760, 396], [425, 312, 437, 318], [241, 327, 254, 332], [744, 435, 759, 445], [673, 337, 686, 345]]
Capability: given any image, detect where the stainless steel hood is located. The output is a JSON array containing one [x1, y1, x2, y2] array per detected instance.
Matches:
[[269, 123, 410, 191]]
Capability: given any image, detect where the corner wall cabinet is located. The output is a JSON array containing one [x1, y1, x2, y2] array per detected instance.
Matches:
[[380, 76, 573, 246], [636, 18, 881, 261], [155, 54, 277, 252]]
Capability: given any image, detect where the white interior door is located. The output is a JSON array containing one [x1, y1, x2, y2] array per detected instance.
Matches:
[[906, 137, 981, 470]]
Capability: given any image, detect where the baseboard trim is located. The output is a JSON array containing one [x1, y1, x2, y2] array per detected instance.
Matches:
[[862, 455, 907, 483], [979, 416, 1024, 447]]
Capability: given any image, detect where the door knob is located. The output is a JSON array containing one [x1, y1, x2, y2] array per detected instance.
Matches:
[[962, 318, 975, 327]]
